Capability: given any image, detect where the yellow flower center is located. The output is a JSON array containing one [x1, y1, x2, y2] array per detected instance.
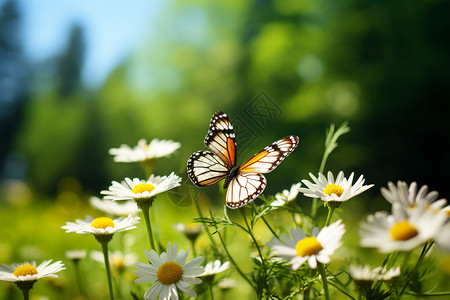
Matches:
[[323, 184, 344, 197], [132, 183, 155, 194], [157, 261, 183, 285], [112, 257, 126, 270], [91, 217, 115, 229], [390, 220, 418, 241], [295, 237, 323, 257], [13, 264, 38, 277]]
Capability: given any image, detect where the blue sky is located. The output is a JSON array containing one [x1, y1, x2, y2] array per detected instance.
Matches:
[[15, 0, 166, 88]]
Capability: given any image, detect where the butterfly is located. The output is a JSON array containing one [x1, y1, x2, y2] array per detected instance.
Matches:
[[187, 111, 299, 209]]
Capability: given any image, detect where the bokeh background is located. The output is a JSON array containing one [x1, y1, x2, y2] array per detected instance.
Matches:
[[1, 0, 449, 299]]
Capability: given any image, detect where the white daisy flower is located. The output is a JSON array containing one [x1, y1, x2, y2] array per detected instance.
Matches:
[[65, 250, 87, 261], [271, 182, 301, 208], [134, 242, 204, 300], [267, 220, 345, 270], [101, 173, 182, 202], [381, 181, 448, 212], [173, 222, 203, 242], [350, 265, 400, 282], [61, 215, 139, 236], [109, 138, 181, 163], [0, 260, 65, 282], [91, 250, 138, 272], [349, 265, 400, 290], [217, 278, 236, 290], [299, 171, 373, 205], [379, 266, 401, 281], [90, 196, 139, 216], [436, 222, 450, 252], [360, 203, 447, 253], [198, 260, 229, 284]]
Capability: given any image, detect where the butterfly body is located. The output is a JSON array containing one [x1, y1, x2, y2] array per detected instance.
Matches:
[[223, 165, 240, 189], [187, 111, 299, 209]]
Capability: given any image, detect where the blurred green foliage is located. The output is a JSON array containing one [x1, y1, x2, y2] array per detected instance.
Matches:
[[1, 0, 450, 298], [1, 0, 449, 201]]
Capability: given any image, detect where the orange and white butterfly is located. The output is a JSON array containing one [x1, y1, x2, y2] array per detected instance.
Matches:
[[187, 111, 299, 209]]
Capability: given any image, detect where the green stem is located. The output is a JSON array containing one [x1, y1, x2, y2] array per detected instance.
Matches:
[[190, 189, 219, 251], [317, 263, 330, 300], [304, 281, 311, 300], [327, 279, 356, 300], [73, 260, 87, 297], [101, 241, 115, 300], [303, 269, 316, 300], [261, 215, 279, 239], [395, 242, 433, 299], [141, 159, 155, 179], [324, 206, 336, 227], [312, 148, 330, 218], [240, 209, 269, 289], [208, 282, 215, 300], [190, 239, 197, 257], [21, 288, 30, 300], [213, 219, 253, 287], [140, 201, 157, 252], [311, 198, 319, 219]]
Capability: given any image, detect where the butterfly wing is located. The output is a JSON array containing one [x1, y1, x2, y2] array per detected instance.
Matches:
[[226, 173, 267, 209], [204, 111, 237, 169], [239, 135, 299, 173], [187, 151, 229, 187]]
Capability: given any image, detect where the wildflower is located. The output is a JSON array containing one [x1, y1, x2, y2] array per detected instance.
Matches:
[[101, 173, 182, 205], [267, 220, 345, 269], [62, 215, 140, 299], [91, 250, 138, 274], [436, 222, 450, 252], [271, 182, 301, 208], [90, 196, 139, 217], [199, 260, 229, 283], [360, 203, 447, 253], [109, 138, 181, 163], [299, 171, 373, 207], [134, 242, 204, 300], [217, 278, 236, 290], [101, 173, 181, 250], [173, 222, 203, 242], [350, 265, 400, 289], [65, 250, 87, 262], [0, 260, 65, 298], [61, 215, 139, 239], [381, 181, 448, 212]]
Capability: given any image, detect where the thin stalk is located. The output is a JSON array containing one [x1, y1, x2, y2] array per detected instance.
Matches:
[[190, 239, 197, 257], [141, 203, 157, 252], [261, 215, 279, 239], [400, 251, 412, 276], [328, 279, 356, 300], [240, 209, 269, 290], [21, 288, 29, 300], [303, 280, 311, 300], [317, 263, 330, 300], [101, 241, 115, 300], [395, 242, 433, 299], [213, 219, 252, 287], [312, 144, 330, 218], [304, 269, 317, 300], [190, 189, 219, 251], [312, 122, 350, 218], [208, 283, 215, 300], [324, 206, 336, 227], [141, 159, 155, 179], [406, 291, 450, 297], [72, 260, 87, 297]]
